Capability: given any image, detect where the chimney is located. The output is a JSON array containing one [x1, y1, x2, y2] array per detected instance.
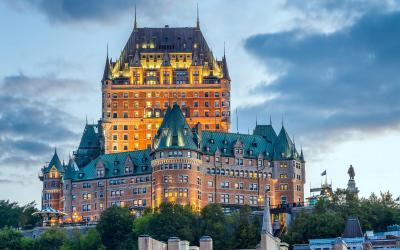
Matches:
[[168, 237, 180, 250], [199, 236, 213, 250]]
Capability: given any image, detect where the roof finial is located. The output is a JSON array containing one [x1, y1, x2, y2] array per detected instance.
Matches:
[[256, 114, 258, 126], [196, 3, 200, 29], [134, 4, 138, 30], [281, 114, 284, 127], [106, 43, 109, 60], [223, 41, 226, 58], [269, 114, 272, 125], [85, 114, 88, 125]]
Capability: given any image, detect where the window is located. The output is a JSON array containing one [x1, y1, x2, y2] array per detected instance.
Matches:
[[164, 175, 172, 183], [249, 183, 258, 191], [220, 194, 229, 203], [123, 125, 128, 130], [207, 180, 213, 187], [235, 195, 244, 204], [197, 177, 201, 185], [83, 183, 91, 188], [250, 196, 258, 205], [112, 134, 117, 141], [220, 181, 229, 189], [281, 196, 287, 204], [235, 182, 244, 190], [208, 193, 214, 203], [280, 174, 288, 179], [280, 184, 289, 190], [179, 175, 188, 183], [96, 170, 104, 177], [113, 125, 117, 130]]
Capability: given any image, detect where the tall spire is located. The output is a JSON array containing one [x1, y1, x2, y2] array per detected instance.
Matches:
[[134, 4, 138, 30], [262, 193, 273, 234], [269, 114, 272, 125], [102, 44, 111, 81], [196, 3, 200, 30]]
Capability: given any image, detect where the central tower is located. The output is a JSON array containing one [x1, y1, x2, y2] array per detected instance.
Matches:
[[101, 11, 231, 153]]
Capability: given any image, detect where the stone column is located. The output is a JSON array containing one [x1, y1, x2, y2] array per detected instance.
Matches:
[[168, 237, 180, 250]]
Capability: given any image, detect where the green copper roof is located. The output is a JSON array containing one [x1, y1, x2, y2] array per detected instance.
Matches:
[[74, 124, 101, 167], [201, 131, 273, 159], [273, 126, 297, 160], [253, 124, 277, 143], [153, 104, 198, 151], [67, 149, 151, 181], [42, 150, 63, 174]]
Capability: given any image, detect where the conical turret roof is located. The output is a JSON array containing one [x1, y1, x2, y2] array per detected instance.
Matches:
[[43, 149, 63, 174], [153, 104, 198, 151], [273, 126, 296, 160]]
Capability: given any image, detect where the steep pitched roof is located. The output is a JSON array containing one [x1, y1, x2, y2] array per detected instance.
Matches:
[[201, 131, 273, 159], [72, 149, 151, 181], [343, 217, 363, 238], [43, 150, 63, 174], [221, 54, 230, 81], [273, 126, 297, 160], [253, 125, 277, 143], [74, 124, 101, 168], [153, 104, 198, 151], [102, 53, 111, 81]]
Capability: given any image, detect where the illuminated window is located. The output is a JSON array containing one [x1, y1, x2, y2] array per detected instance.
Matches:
[[280, 184, 289, 190], [220, 194, 229, 203], [235, 195, 244, 204]]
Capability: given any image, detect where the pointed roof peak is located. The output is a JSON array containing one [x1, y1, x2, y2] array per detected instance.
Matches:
[[196, 3, 200, 30], [262, 194, 273, 234], [102, 44, 112, 81], [133, 4, 138, 30]]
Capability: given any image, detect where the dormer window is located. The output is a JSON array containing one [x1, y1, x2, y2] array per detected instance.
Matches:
[[223, 148, 227, 154], [249, 150, 253, 156], [113, 169, 119, 175], [223, 140, 228, 145], [96, 170, 104, 177], [79, 173, 84, 179], [114, 160, 119, 166], [252, 142, 257, 147], [209, 139, 214, 144], [206, 146, 210, 152]]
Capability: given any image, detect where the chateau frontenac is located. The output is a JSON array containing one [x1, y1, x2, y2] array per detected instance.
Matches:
[[39, 14, 305, 223]]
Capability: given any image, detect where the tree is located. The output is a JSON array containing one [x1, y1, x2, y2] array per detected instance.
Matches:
[[232, 205, 261, 249], [36, 228, 67, 250], [81, 228, 105, 250], [0, 200, 40, 229], [0, 227, 23, 250], [97, 206, 134, 249], [199, 204, 232, 250]]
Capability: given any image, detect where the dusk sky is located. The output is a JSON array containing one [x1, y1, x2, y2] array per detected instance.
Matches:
[[1, 0, 399, 205]]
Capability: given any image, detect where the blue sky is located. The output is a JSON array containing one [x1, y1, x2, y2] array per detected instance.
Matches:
[[0, 0, 399, 205]]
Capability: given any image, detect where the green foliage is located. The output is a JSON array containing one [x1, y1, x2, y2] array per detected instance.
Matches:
[[36, 228, 67, 250], [233, 205, 262, 249], [97, 206, 134, 250], [139, 203, 199, 243], [0, 200, 40, 229], [0, 227, 23, 250], [282, 190, 400, 245]]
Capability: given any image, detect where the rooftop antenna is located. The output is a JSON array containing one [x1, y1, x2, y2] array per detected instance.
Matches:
[[196, 3, 200, 29], [236, 108, 239, 134], [85, 114, 88, 125], [256, 114, 258, 126], [134, 4, 138, 30], [269, 114, 272, 126]]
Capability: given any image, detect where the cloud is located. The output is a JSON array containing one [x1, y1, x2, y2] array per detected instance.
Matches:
[[0, 73, 84, 171], [2, 73, 92, 101], [6, 0, 159, 23], [241, 10, 400, 150]]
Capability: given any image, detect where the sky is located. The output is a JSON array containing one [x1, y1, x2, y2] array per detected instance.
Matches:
[[0, 0, 399, 205]]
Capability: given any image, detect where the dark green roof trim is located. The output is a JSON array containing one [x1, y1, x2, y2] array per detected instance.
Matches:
[[66, 149, 152, 181]]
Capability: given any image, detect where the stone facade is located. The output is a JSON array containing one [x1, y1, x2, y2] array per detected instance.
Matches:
[[40, 104, 305, 223], [101, 17, 231, 153]]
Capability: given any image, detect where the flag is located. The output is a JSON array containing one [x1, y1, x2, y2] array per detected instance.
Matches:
[[321, 170, 327, 176], [396, 196, 400, 202]]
